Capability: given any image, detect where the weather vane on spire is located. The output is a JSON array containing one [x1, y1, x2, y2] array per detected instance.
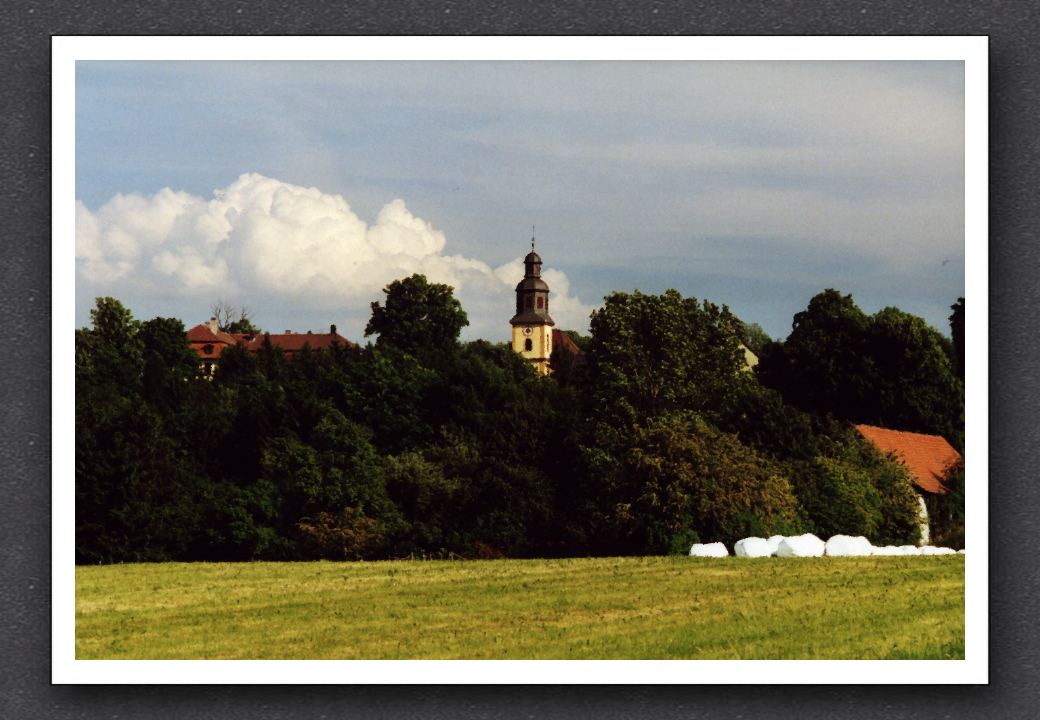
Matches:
[[531, 225, 536, 252]]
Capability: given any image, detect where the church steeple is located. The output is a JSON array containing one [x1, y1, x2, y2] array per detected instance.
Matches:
[[510, 230, 555, 375], [510, 232, 554, 327]]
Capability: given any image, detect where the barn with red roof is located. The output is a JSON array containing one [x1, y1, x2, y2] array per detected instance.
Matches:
[[854, 424, 963, 495]]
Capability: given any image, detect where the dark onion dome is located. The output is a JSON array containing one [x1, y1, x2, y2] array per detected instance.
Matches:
[[510, 309, 555, 326], [510, 243, 554, 325], [516, 276, 549, 292]]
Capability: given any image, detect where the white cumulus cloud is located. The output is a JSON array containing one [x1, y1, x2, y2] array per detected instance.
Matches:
[[75, 173, 596, 339]]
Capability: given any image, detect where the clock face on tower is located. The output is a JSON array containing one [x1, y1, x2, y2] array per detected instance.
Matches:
[[523, 327, 533, 336]]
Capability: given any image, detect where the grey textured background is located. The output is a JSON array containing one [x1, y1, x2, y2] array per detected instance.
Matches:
[[2, 1, 1036, 718]]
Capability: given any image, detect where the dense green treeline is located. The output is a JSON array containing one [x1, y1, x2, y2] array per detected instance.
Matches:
[[755, 289, 965, 452], [75, 279, 964, 564]]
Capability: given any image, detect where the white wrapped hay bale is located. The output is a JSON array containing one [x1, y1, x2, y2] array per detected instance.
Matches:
[[958, 549, 966, 554], [899, 545, 921, 555], [824, 535, 873, 556], [824, 535, 854, 556], [921, 546, 956, 555], [734, 537, 772, 558], [689, 542, 729, 557], [766, 536, 786, 555], [775, 533, 825, 558], [872, 545, 902, 556]]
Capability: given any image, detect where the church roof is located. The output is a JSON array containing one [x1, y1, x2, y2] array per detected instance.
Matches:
[[510, 310, 555, 326], [524, 251, 542, 264], [515, 276, 550, 292], [551, 329, 583, 357]]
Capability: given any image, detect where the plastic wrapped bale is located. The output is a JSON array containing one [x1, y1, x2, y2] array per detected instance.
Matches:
[[872, 546, 901, 556], [899, 545, 921, 555], [853, 536, 875, 555], [766, 536, 786, 556], [734, 537, 772, 558], [824, 535, 874, 556], [689, 542, 729, 557], [958, 549, 966, 554], [775, 534, 825, 558], [921, 546, 956, 555]]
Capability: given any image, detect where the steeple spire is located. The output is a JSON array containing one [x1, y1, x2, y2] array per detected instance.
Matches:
[[532, 225, 536, 252]]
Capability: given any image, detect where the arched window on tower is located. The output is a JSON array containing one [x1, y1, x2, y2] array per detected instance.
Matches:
[[524, 338, 533, 352], [537, 297, 544, 309], [525, 296, 533, 309]]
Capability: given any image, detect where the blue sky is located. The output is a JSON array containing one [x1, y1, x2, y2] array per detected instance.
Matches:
[[73, 53, 969, 344]]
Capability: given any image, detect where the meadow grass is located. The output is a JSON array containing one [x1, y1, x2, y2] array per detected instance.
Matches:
[[76, 555, 964, 660]]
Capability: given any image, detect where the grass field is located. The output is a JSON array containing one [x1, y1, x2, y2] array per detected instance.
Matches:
[[76, 555, 964, 660]]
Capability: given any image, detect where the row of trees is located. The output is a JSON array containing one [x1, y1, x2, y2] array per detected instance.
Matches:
[[75, 277, 964, 563], [755, 289, 964, 450]]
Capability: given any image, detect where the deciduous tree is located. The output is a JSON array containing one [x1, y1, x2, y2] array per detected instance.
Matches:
[[611, 419, 800, 554], [365, 274, 469, 361], [586, 289, 746, 426], [949, 297, 965, 380], [761, 289, 963, 447]]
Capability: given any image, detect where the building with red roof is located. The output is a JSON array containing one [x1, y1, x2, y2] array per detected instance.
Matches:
[[551, 328, 584, 360], [187, 318, 241, 376], [237, 328, 356, 358], [854, 424, 963, 495], [186, 318, 355, 376]]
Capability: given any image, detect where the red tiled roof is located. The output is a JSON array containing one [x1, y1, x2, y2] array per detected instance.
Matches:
[[187, 323, 238, 345], [187, 323, 239, 360], [187, 323, 356, 362], [552, 329, 583, 357], [191, 342, 224, 358], [243, 332, 355, 353], [855, 424, 962, 494]]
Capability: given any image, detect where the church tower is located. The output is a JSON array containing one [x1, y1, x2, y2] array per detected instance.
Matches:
[[510, 233, 555, 375]]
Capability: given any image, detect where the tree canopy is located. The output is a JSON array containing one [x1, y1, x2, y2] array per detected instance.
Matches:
[[365, 274, 469, 361], [212, 300, 261, 334], [586, 289, 746, 426], [75, 283, 961, 564], [759, 289, 963, 448], [949, 297, 965, 380]]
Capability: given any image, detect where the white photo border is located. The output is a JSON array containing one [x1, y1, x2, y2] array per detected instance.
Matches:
[[53, 34, 988, 685]]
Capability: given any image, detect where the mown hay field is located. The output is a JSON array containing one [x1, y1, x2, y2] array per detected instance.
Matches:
[[76, 555, 964, 660]]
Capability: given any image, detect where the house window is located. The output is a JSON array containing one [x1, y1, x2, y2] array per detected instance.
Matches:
[[524, 339, 533, 352], [203, 344, 214, 355], [537, 297, 544, 309]]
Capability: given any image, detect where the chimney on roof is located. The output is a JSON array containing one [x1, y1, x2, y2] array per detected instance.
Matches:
[[330, 324, 337, 335], [208, 317, 218, 333], [307, 330, 312, 334]]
